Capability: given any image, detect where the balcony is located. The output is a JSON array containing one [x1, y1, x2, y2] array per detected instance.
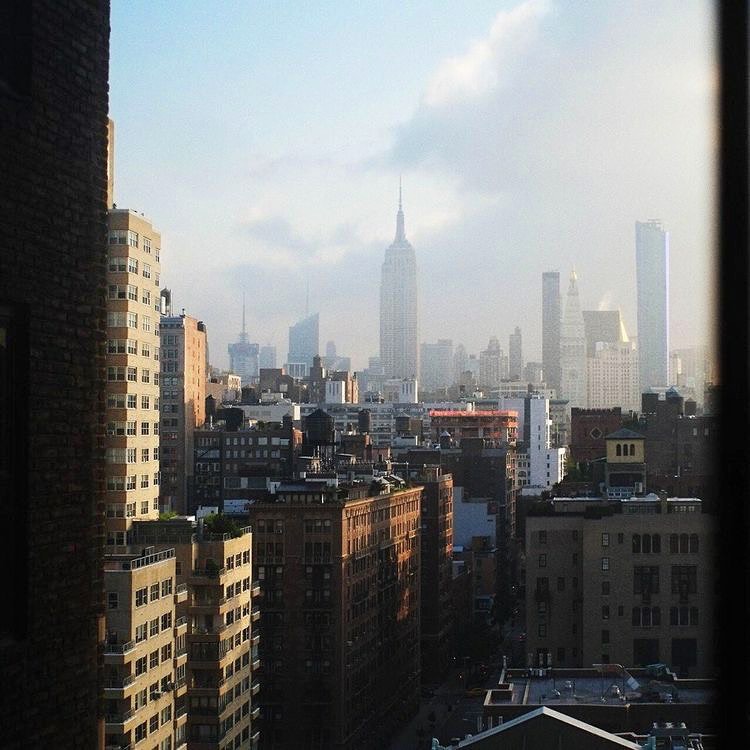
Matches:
[[251, 680, 261, 696], [250, 632, 260, 647], [251, 606, 261, 622], [103, 640, 136, 655], [251, 705, 260, 720], [103, 673, 137, 691], [190, 597, 227, 614], [104, 707, 137, 728], [175, 615, 188, 630], [251, 581, 261, 597], [175, 583, 188, 601]]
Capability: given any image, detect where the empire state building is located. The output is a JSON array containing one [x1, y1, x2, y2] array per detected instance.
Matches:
[[380, 187, 419, 380]]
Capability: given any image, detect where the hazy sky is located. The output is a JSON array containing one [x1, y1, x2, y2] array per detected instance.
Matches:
[[110, 0, 717, 372]]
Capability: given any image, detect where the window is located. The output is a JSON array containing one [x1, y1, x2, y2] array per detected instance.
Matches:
[[127, 367, 137, 382], [128, 230, 139, 247], [141, 421, 150, 435], [602, 629, 610, 644], [601, 581, 610, 595], [142, 289, 151, 305], [126, 447, 137, 463], [161, 578, 173, 596], [149, 715, 159, 734], [161, 705, 172, 725], [161, 643, 172, 661], [143, 316, 151, 332], [142, 448, 149, 462], [127, 312, 138, 329], [140, 500, 149, 514], [538, 554, 547, 568], [142, 369, 150, 383], [150, 618, 159, 637], [128, 256, 138, 273], [557, 576, 565, 592], [149, 649, 159, 669], [134, 722, 147, 742], [126, 475, 136, 490], [143, 236, 152, 254], [127, 284, 138, 301], [671, 565, 698, 595], [689, 534, 699, 553], [602, 605, 610, 619], [135, 623, 147, 642], [161, 612, 172, 631], [141, 341, 151, 357], [141, 395, 150, 409], [601, 533, 609, 547], [150, 583, 160, 602], [107, 592, 118, 609], [601, 557, 609, 571], [141, 474, 149, 488], [135, 587, 148, 606], [143, 263, 152, 279], [109, 230, 127, 245], [538, 530, 547, 544], [135, 656, 147, 676], [632, 534, 641, 553], [538, 624, 547, 637]]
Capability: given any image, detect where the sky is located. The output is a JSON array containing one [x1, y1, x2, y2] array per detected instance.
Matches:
[[110, 0, 717, 372]]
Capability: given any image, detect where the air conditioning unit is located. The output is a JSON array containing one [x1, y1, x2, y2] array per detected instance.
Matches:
[[150, 690, 162, 699], [165, 681, 174, 691]]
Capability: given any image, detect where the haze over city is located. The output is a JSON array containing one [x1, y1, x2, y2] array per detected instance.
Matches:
[[110, 0, 716, 371]]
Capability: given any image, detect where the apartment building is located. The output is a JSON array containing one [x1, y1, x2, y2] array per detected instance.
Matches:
[[525, 494, 716, 677], [132, 519, 260, 750], [416, 467, 454, 682], [161, 314, 208, 514], [104, 548, 188, 750], [247, 479, 422, 750], [106, 209, 163, 546]]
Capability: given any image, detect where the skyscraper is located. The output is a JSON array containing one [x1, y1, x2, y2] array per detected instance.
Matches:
[[228, 295, 259, 385], [259, 344, 277, 370], [542, 271, 561, 396], [380, 185, 419, 380], [509, 326, 523, 380], [420, 338, 453, 391], [560, 270, 587, 408], [287, 312, 320, 375], [636, 220, 670, 390]]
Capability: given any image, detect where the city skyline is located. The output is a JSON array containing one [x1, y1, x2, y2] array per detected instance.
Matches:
[[110, 1, 716, 372]]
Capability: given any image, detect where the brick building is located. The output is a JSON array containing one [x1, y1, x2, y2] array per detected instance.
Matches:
[[247, 479, 422, 750], [0, 1, 110, 746], [525, 494, 716, 677], [160, 314, 208, 514], [569, 407, 625, 464]]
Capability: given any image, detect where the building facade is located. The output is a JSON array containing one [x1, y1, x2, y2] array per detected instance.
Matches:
[[287, 313, 320, 375], [525, 495, 715, 676], [420, 338, 454, 392], [560, 271, 587, 409], [160, 314, 208, 514], [380, 190, 419, 380], [508, 327, 523, 381], [586, 341, 640, 414], [0, 2, 110, 742], [636, 220, 670, 391], [542, 271, 562, 397], [247, 481, 422, 750]]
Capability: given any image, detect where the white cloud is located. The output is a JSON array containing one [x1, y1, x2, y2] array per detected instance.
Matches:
[[424, 0, 551, 107]]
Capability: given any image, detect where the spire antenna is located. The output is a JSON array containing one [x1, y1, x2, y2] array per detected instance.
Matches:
[[399, 175, 402, 210], [395, 179, 406, 242]]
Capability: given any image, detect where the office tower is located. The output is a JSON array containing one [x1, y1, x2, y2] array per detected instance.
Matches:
[[542, 271, 562, 396], [420, 338, 454, 391], [0, 3, 109, 742], [247, 480, 423, 749], [380, 186, 419, 379], [479, 336, 507, 390], [560, 270, 587, 408], [636, 220, 670, 391], [287, 312, 320, 376], [582, 310, 628, 356], [587, 341, 640, 414], [453, 343, 468, 385], [160, 314, 208, 514], [259, 344, 277, 370], [106, 208, 163, 544], [326, 340, 337, 358], [509, 326, 523, 380], [228, 297, 259, 385]]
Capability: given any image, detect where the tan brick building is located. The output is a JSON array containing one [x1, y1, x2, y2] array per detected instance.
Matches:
[[525, 494, 716, 676], [106, 209, 164, 547]]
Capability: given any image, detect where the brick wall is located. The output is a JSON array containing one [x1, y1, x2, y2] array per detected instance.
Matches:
[[0, 1, 110, 747]]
